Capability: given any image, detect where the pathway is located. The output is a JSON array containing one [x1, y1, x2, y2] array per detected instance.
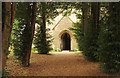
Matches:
[[6, 52, 118, 76]]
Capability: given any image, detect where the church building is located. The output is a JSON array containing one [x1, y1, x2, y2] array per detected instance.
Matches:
[[46, 13, 79, 51]]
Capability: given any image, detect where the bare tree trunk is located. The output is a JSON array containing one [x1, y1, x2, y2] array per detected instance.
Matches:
[[91, 2, 100, 34], [27, 2, 37, 66], [10, 2, 16, 35], [2, 2, 16, 70], [25, 2, 37, 66], [82, 2, 89, 35], [41, 2, 46, 41], [41, 3, 48, 54], [23, 2, 31, 67], [42, 8, 46, 42], [2, 2, 11, 70]]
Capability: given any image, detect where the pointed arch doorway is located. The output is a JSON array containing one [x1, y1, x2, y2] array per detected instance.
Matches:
[[61, 33, 71, 50]]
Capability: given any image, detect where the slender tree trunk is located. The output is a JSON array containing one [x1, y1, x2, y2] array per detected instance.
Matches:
[[42, 9, 46, 42], [23, 2, 31, 67], [27, 2, 37, 66], [24, 2, 37, 66], [82, 2, 88, 35], [91, 2, 99, 34], [10, 2, 16, 35], [39, 2, 48, 54], [42, 2, 46, 41]]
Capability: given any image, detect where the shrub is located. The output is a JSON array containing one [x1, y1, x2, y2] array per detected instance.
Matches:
[[33, 23, 53, 54]]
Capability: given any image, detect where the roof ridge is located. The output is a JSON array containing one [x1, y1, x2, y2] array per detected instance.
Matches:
[[52, 16, 64, 30], [52, 16, 74, 30]]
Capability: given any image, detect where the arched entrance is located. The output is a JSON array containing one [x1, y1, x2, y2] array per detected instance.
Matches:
[[61, 33, 71, 50]]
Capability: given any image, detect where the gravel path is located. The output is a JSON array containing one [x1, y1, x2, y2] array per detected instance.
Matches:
[[6, 52, 119, 76]]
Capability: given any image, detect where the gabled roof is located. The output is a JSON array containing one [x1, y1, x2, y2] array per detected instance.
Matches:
[[46, 13, 79, 30], [52, 16, 74, 30]]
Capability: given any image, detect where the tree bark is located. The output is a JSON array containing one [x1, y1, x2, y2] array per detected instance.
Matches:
[[91, 2, 100, 34], [10, 2, 16, 35], [27, 2, 37, 66], [24, 2, 37, 67], [41, 3, 48, 54], [108, 2, 120, 34], [2, 2, 11, 70], [82, 2, 89, 35], [2, 2, 16, 70]]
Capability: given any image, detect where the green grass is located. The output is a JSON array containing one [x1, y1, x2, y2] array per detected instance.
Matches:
[[49, 50, 56, 53], [74, 51, 83, 54], [31, 48, 38, 53], [31, 48, 56, 53], [9, 48, 82, 54]]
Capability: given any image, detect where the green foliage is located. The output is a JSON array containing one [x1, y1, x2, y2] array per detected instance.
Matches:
[[70, 18, 98, 62], [69, 2, 99, 62], [69, 22, 84, 51], [37, 2, 59, 24], [33, 2, 59, 54], [12, 19, 31, 65], [33, 23, 53, 54], [11, 3, 33, 66], [83, 17, 99, 62], [31, 48, 38, 53], [83, 32, 99, 62], [98, 24, 120, 73], [97, 2, 120, 73], [69, 2, 120, 73]]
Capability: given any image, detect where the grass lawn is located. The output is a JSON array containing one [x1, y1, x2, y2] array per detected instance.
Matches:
[[74, 51, 83, 54], [9, 48, 82, 55]]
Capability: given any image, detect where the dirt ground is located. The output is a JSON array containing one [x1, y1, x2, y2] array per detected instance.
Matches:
[[6, 52, 120, 76]]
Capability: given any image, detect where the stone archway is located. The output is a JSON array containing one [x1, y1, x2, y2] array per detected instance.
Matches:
[[61, 32, 71, 50]]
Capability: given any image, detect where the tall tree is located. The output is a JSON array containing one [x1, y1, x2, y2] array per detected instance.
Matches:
[[34, 2, 59, 54], [25, 2, 37, 66], [2, 2, 16, 70], [13, 2, 37, 66], [98, 2, 120, 73], [70, 2, 100, 62]]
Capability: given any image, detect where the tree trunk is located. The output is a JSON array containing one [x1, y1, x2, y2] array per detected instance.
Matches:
[[108, 2, 120, 34], [24, 2, 37, 67], [118, 3, 120, 34], [2, 2, 11, 70], [10, 2, 16, 35], [39, 2, 48, 54], [2, 2, 16, 70], [42, 8, 46, 43], [82, 2, 89, 35], [42, 2, 46, 41], [91, 2, 100, 34]]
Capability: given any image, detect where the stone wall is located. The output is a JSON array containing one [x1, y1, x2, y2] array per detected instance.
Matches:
[[52, 16, 78, 51]]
